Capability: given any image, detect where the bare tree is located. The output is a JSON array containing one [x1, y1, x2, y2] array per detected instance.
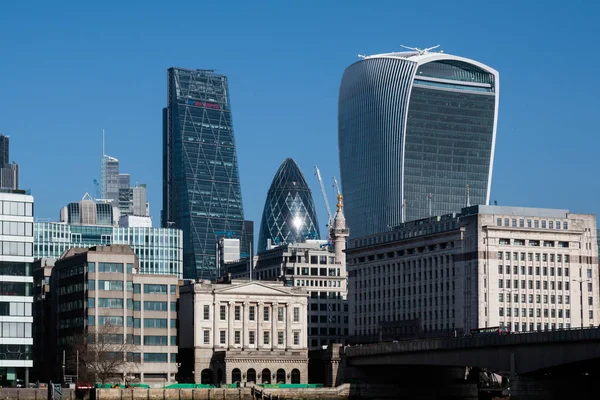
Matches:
[[70, 323, 139, 385]]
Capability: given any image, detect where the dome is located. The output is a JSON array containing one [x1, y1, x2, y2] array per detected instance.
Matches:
[[258, 158, 320, 252]]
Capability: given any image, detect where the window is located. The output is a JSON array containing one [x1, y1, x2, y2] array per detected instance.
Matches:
[[220, 331, 226, 344], [144, 319, 167, 329], [97, 263, 123, 273], [144, 284, 167, 294], [97, 280, 123, 291], [263, 331, 270, 345], [234, 331, 241, 344], [144, 301, 167, 311], [203, 330, 210, 344], [88, 263, 95, 273], [235, 306, 241, 320], [170, 285, 176, 294], [203, 305, 210, 320], [133, 284, 140, 294], [249, 306, 255, 321], [143, 353, 167, 363], [278, 331, 284, 345], [144, 336, 168, 346], [263, 307, 269, 322], [294, 331, 300, 345], [220, 305, 226, 320], [249, 331, 255, 345], [278, 307, 284, 322], [293, 307, 299, 322]]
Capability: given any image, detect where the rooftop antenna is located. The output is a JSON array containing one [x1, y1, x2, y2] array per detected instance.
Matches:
[[400, 44, 440, 55], [102, 129, 105, 157]]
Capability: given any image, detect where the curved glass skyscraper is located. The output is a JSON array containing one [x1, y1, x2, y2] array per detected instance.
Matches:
[[339, 50, 499, 238], [258, 158, 320, 252]]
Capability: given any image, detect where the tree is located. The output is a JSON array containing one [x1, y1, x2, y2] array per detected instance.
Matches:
[[70, 323, 139, 385]]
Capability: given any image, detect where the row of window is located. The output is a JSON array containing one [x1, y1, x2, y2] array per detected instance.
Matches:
[[498, 264, 573, 276], [497, 292, 593, 305], [0, 241, 33, 257], [0, 281, 32, 296], [499, 307, 574, 318], [87, 298, 175, 312], [496, 217, 568, 230], [294, 279, 342, 288], [203, 329, 301, 346], [125, 352, 176, 363], [0, 261, 31, 276], [0, 302, 32, 316], [87, 280, 177, 294], [0, 322, 32, 338], [0, 221, 32, 237], [499, 322, 582, 332], [203, 304, 300, 322], [498, 238, 569, 248], [87, 316, 177, 328], [497, 279, 576, 293], [0, 201, 33, 217], [498, 252, 570, 263]]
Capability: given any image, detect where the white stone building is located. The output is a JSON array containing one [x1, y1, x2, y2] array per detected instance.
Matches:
[[179, 280, 309, 385], [347, 205, 599, 337]]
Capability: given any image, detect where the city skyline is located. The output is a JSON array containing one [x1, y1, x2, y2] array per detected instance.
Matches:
[[1, 2, 600, 244]]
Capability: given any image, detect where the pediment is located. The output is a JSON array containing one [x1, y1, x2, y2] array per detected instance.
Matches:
[[214, 281, 298, 296]]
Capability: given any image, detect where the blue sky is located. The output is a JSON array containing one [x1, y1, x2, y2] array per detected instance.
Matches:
[[1, 0, 599, 239]]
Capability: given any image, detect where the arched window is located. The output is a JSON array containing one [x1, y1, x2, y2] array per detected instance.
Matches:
[[247, 368, 256, 383], [276, 369, 286, 384], [232, 368, 241, 384], [291, 368, 300, 384], [200, 369, 213, 385], [261, 368, 271, 384]]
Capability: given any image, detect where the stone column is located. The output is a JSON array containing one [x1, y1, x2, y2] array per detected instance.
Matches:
[[213, 301, 219, 348], [242, 302, 248, 350], [228, 301, 235, 349], [257, 302, 262, 349], [271, 302, 277, 350], [286, 303, 293, 350]]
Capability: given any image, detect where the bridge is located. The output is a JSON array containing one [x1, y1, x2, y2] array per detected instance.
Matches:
[[345, 327, 600, 374], [337, 327, 600, 399]]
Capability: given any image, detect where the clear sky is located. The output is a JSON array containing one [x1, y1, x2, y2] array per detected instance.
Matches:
[[1, 0, 599, 240]]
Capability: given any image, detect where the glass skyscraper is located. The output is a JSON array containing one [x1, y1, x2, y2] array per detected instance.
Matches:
[[258, 158, 320, 253], [163, 67, 246, 279], [338, 50, 499, 238]]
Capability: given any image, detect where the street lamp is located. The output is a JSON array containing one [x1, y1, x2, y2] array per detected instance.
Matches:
[[572, 278, 592, 329]]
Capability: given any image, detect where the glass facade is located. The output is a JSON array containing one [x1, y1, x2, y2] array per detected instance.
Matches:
[[34, 222, 183, 277], [258, 159, 320, 252], [163, 68, 246, 279], [339, 53, 498, 238], [100, 155, 119, 203]]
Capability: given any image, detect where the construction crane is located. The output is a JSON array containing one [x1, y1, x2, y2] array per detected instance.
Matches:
[[314, 166, 333, 230], [332, 176, 341, 197]]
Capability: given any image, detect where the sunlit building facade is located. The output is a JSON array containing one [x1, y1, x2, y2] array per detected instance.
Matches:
[[339, 50, 499, 238], [163, 67, 246, 279], [258, 159, 320, 253], [34, 222, 183, 278]]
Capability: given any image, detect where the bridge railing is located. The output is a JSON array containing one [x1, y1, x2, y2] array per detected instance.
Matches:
[[346, 326, 600, 357]]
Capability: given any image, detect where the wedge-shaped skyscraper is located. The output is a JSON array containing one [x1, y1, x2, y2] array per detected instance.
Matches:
[[163, 68, 246, 279], [339, 50, 499, 238], [258, 159, 320, 252]]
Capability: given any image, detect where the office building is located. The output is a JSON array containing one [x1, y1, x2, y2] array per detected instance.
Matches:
[[178, 280, 308, 385], [38, 245, 178, 384], [60, 193, 116, 226], [0, 190, 34, 385], [227, 195, 350, 348], [0, 135, 19, 190], [258, 158, 320, 253], [346, 205, 599, 338], [338, 49, 499, 237], [163, 67, 246, 279], [101, 155, 120, 205], [34, 222, 183, 278]]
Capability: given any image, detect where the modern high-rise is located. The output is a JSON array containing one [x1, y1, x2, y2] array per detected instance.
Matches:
[[100, 155, 120, 204], [0, 190, 34, 386], [338, 49, 499, 238], [258, 159, 320, 253], [163, 67, 246, 279], [60, 193, 116, 226], [0, 135, 19, 190]]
